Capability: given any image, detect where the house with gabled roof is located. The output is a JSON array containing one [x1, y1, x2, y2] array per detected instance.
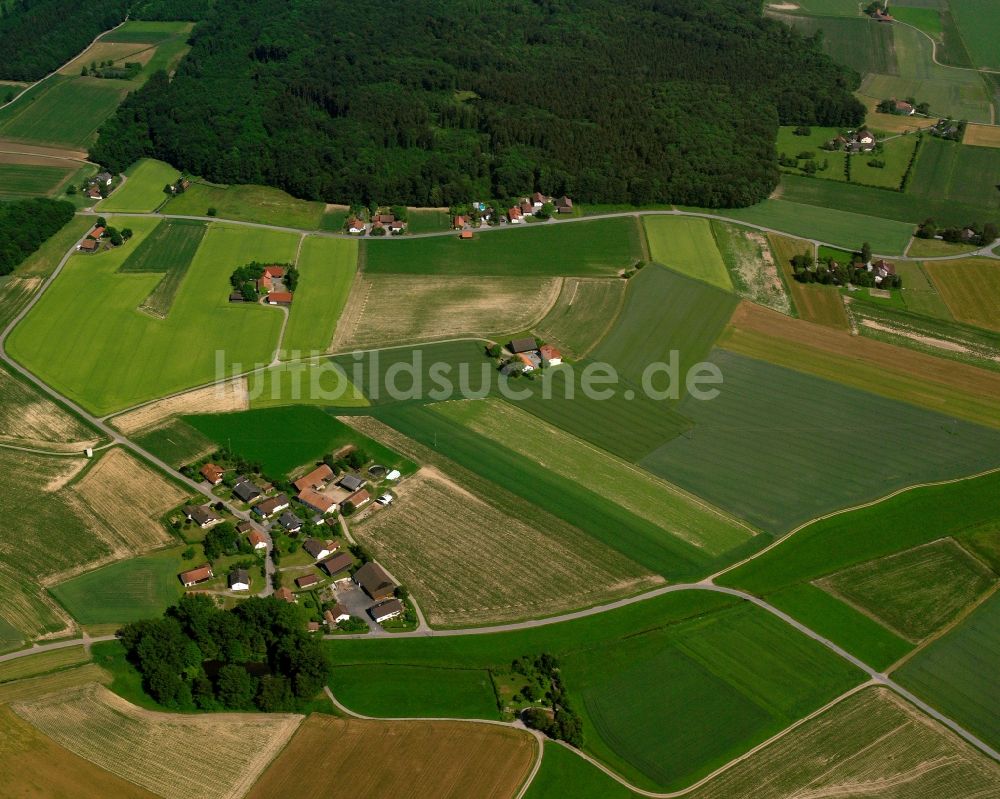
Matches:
[[277, 511, 302, 533], [228, 568, 251, 591], [319, 552, 353, 578], [179, 564, 213, 587], [233, 478, 262, 504], [200, 463, 225, 485], [354, 561, 396, 600], [294, 464, 334, 493], [184, 504, 224, 529], [255, 494, 290, 518]]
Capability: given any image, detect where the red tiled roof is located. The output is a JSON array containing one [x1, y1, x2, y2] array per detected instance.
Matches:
[[267, 292, 293, 304], [264, 265, 285, 278], [89, 227, 105, 239], [180, 565, 213, 584], [294, 464, 334, 492], [201, 463, 225, 483], [460, 230, 473, 239], [296, 574, 319, 588], [248, 529, 267, 547]]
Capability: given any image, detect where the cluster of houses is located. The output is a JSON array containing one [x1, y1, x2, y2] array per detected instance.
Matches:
[[77, 224, 106, 253], [83, 171, 114, 200], [345, 212, 406, 236], [228, 265, 293, 306], [506, 193, 573, 225], [828, 129, 877, 153], [500, 338, 563, 376]]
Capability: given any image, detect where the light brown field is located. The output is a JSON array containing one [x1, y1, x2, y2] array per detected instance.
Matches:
[[768, 233, 850, 328], [687, 687, 1000, 798], [247, 714, 536, 799], [0, 645, 88, 684], [332, 275, 561, 349], [532, 277, 626, 357], [719, 225, 791, 314], [110, 377, 248, 435], [0, 150, 77, 169], [0, 704, 158, 799], [719, 302, 1000, 428], [12, 684, 303, 799], [924, 258, 1000, 332], [0, 365, 100, 450], [0, 138, 89, 161], [857, 94, 939, 134], [963, 123, 1000, 148], [353, 467, 661, 626], [58, 42, 156, 75], [0, 664, 110, 704]]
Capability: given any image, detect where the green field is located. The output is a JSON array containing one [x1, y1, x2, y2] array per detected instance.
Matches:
[[98, 159, 179, 213], [329, 665, 498, 719], [773, 14, 897, 76], [852, 134, 920, 189], [117, 219, 207, 317], [820, 539, 996, 642], [405, 208, 452, 233], [0, 76, 126, 149], [131, 418, 216, 467], [718, 200, 914, 253], [793, 0, 870, 15], [639, 350, 1000, 533], [49, 547, 189, 625], [925, 258, 1000, 331], [185, 405, 411, 478], [948, 0, 1000, 69], [100, 20, 193, 44], [281, 236, 357, 354], [896, 591, 1000, 750], [590, 264, 738, 387], [532, 277, 625, 357], [907, 138, 1000, 221], [0, 162, 74, 197], [893, 261, 954, 318], [8, 221, 292, 414], [524, 743, 636, 799], [642, 217, 733, 290], [774, 125, 847, 183], [247, 362, 368, 410], [890, 5, 943, 36], [163, 181, 327, 228], [363, 218, 642, 276]]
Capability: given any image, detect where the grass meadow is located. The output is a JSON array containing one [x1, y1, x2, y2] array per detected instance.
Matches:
[[98, 159, 179, 212], [8, 221, 292, 414], [948, 0, 1000, 69], [363, 217, 642, 276], [907, 138, 1000, 219], [768, 233, 849, 328], [924, 258, 1000, 331], [132, 417, 216, 467], [163, 181, 327, 228], [532, 277, 626, 357], [639, 350, 1000, 534], [642, 217, 733, 290], [117, 219, 207, 317], [100, 20, 193, 44], [771, 14, 897, 76], [0, 76, 126, 149], [0, 161, 74, 197], [281, 236, 358, 353]]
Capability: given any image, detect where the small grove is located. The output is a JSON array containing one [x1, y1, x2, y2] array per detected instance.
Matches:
[[118, 593, 330, 712], [0, 198, 74, 276]]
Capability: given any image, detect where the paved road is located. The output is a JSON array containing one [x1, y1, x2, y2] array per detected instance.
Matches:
[[0, 634, 116, 664]]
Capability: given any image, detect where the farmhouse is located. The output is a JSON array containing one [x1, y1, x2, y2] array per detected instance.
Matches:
[[179, 564, 214, 587], [296, 574, 319, 589], [319, 552, 354, 578], [389, 220, 405, 233], [339, 474, 365, 492], [248, 529, 268, 550], [95, 172, 113, 186], [532, 191, 552, 208], [78, 238, 99, 253], [303, 538, 333, 560], [294, 464, 334, 493], [555, 196, 573, 213], [345, 488, 371, 510], [508, 337, 537, 354], [232, 478, 262, 504], [89, 226, 105, 239], [370, 599, 404, 623], [274, 587, 296, 603], [266, 292, 293, 306], [184, 504, 224, 529], [298, 488, 338, 514], [870, 259, 897, 284], [354, 561, 397, 601], [540, 344, 562, 366], [228, 568, 251, 591], [347, 217, 366, 234], [255, 494, 290, 518], [516, 353, 537, 372], [307, 621, 321, 633], [277, 511, 303, 533], [894, 99, 914, 115], [519, 200, 534, 216], [508, 206, 523, 224], [200, 463, 225, 485], [375, 213, 396, 224], [85, 185, 102, 200]]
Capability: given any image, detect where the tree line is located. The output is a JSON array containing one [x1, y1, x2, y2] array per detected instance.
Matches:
[[91, 0, 864, 209], [0, 199, 74, 277], [0, 0, 127, 81]]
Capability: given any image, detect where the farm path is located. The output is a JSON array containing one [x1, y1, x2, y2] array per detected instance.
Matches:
[[895, 20, 1000, 78], [78, 208, 1000, 262], [0, 634, 115, 664]]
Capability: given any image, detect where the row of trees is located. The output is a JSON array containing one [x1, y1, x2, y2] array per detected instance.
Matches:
[[916, 219, 998, 246], [91, 0, 864, 208], [118, 594, 330, 712], [0, 198, 74, 276]]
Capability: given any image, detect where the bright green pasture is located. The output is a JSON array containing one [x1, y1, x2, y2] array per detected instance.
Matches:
[[98, 158, 178, 212], [7, 221, 292, 414], [163, 181, 326, 228], [524, 743, 636, 799], [642, 217, 733, 290], [281, 236, 357, 355], [718, 200, 914, 253], [948, 0, 1000, 69], [890, 6, 943, 36], [49, 547, 188, 624], [0, 76, 126, 149], [851, 134, 919, 189], [775, 125, 846, 183], [247, 362, 368, 410], [0, 163, 73, 197], [896, 591, 1000, 750], [100, 20, 193, 44], [405, 208, 452, 233], [363, 217, 642, 276], [907, 137, 1000, 218], [639, 350, 1000, 534], [329, 665, 498, 719], [118, 218, 207, 317]]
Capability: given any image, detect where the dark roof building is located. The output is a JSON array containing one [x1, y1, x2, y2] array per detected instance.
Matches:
[[255, 494, 290, 517], [354, 561, 397, 601], [296, 574, 319, 588], [233, 478, 262, 503], [338, 474, 365, 492], [509, 337, 537, 354], [228, 568, 251, 589], [370, 599, 404, 623], [277, 511, 302, 532], [184, 504, 224, 528], [303, 538, 331, 559], [319, 552, 354, 577]]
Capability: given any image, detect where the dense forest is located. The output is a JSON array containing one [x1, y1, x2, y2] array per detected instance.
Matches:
[[131, 0, 214, 21], [0, 0, 127, 81], [0, 199, 74, 276], [92, 0, 864, 208], [118, 594, 330, 711]]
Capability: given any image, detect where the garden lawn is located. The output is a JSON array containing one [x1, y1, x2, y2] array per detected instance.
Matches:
[[405, 208, 452, 233], [924, 258, 1000, 331], [163, 182, 326, 229], [49, 547, 189, 625], [0, 162, 74, 197], [642, 217, 732, 290], [0, 76, 126, 149], [98, 159, 179, 212], [7, 221, 291, 414], [281, 236, 357, 354], [329, 665, 498, 719], [639, 350, 1000, 534], [363, 217, 642, 276]]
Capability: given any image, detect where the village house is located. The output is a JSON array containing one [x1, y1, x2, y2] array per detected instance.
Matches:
[[347, 217, 366, 234], [375, 213, 395, 225], [298, 488, 338, 515], [320, 552, 354, 578], [184, 504, 224, 529], [508, 337, 537, 354], [324, 604, 351, 626], [307, 621, 321, 633], [255, 494, 290, 518], [95, 172, 113, 186], [78, 238, 99, 253], [835, 130, 876, 153], [894, 99, 914, 115], [370, 598, 404, 623], [248, 529, 268, 550], [296, 573, 319, 589], [85, 185, 102, 200], [89, 226, 105, 240], [294, 464, 334, 493], [516, 352, 537, 372], [266, 292, 293, 306], [200, 463, 225, 485], [508, 206, 523, 224], [277, 511, 302, 534], [354, 561, 397, 601], [532, 191, 552, 209], [519, 199, 534, 217], [870, 259, 897, 284], [303, 538, 334, 560], [274, 587, 296, 603], [232, 478, 262, 504], [344, 488, 371, 511], [389, 220, 405, 234], [540, 344, 562, 367], [236, 520, 253, 535], [228, 568, 251, 591], [179, 564, 214, 587], [555, 196, 573, 214]]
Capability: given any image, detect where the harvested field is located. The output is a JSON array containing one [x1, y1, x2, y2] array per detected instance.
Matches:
[[0, 705, 158, 799], [110, 377, 249, 435], [718, 301, 1000, 428], [768, 232, 849, 328], [0, 645, 87, 683], [333, 275, 560, 349], [925, 258, 1000, 332], [58, 42, 156, 76], [13, 684, 303, 799], [247, 714, 536, 799], [963, 123, 1000, 148], [532, 277, 625, 357], [0, 363, 99, 449], [818, 539, 997, 642], [0, 275, 42, 332], [352, 467, 661, 626], [0, 663, 109, 704], [711, 222, 790, 313]]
